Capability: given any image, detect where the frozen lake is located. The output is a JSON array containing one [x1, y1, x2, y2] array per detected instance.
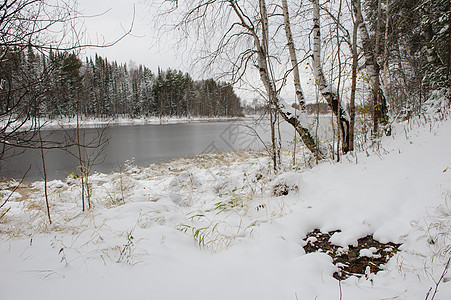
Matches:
[[0, 116, 332, 181]]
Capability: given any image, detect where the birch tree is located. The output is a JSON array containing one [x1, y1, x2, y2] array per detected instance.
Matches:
[[159, 0, 325, 161], [311, 0, 350, 153], [245, 0, 324, 162], [351, 0, 389, 135], [251, 0, 326, 160], [281, 0, 305, 109], [349, 0, 361, 151]]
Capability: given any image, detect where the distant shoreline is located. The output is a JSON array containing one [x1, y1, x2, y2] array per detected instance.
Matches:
[[3, 115, 260, 132], [40, 115, 253, 130]]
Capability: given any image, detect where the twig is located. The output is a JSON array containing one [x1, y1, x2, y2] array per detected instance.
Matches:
[[426, 256, 451, 300], [0, 165, 31, 210], [0, 207, 11, 220]]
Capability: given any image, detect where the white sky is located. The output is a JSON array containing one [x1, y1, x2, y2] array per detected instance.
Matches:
[[78, 0, 185, 72]]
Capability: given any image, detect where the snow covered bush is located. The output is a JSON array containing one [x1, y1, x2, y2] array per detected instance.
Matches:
[[424, 89, 451, 121]]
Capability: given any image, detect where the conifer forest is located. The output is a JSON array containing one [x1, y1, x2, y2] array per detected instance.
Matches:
[[2, 50, 243, 120]]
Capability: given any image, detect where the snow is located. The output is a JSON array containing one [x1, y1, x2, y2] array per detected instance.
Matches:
[[359, 247, 380, 258], [1, 116, 451, 299], [424, 89, 451, 118], [1, 115, 248, 132]]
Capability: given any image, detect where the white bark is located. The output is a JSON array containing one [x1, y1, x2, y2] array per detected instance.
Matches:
[[178, 0, 326, 159], [228, 0, 325, 159], [311, 0, 350, 153], [383, 0, 390, 100], [351, 0, 389, 133], [281, 0, 305, 109], [350, 0, 361, 151]]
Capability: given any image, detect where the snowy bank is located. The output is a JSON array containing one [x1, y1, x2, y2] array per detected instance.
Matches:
[[0, 117, 450, 299]]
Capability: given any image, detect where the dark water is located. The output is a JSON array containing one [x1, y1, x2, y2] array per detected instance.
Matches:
[[0, 119, 276, 181], [1, 117, 332, 182]]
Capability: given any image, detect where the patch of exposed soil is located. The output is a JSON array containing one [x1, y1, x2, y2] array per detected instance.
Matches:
[[303, 229, 401, 280], [273, 183, 290, 196]]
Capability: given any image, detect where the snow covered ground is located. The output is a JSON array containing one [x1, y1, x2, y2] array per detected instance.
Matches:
[[0, 116, 450, 299]]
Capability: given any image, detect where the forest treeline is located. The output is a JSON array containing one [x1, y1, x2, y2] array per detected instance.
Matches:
[[1, 49, 243, 120]]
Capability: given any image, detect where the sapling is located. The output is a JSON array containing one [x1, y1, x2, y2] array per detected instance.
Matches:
[[38, 117, 51, 224]]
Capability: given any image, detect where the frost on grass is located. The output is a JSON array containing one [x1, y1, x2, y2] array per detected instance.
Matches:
[[0, 149, 294, 254]]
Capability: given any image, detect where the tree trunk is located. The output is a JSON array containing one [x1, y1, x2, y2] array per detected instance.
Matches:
[[351, 0, 389, 135], [374, 0, 382, 133], [38, 117, 52, 224], [229, 0, 325, 161], [424, 23, 438, 64], [282, 0, 307, 164], [76, 95, 86, 212], [281, 0, 305, 109], [261, 0, 324, 160], [275, 99, 325, 160], [349, 0, 360, 152], [383, 0, 390, 104], [311, 0, 350, 153], [259, 0, 279, 170], [335, 0, 344, 161]]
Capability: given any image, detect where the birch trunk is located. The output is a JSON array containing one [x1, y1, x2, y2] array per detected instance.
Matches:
[[260, 0, 324, 160], [374, 0, 382, 134], [281, 0, 305, 109], [351, 0, 389, 135], [383, 0, 390, 102], [349, 0, 360, 151], [228, 0, 325, 160], [259, 0, 278, 170], [311, 0, 350, 153]]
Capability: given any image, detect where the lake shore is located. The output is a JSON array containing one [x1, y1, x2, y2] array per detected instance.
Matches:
[[2, 115, 257, 132], [1, 114, 335, 182], [1, 116, 450, 299]]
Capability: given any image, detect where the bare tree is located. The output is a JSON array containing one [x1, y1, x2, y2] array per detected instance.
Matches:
[[245, 0, 325, 161], [281, 0, 307, 165], [1, 0, 75, 146], [383, 0, 390, 101], [351, 0, 389, 135], [158, 0, 325, 162], [311, 0, 350, 153], [281, 0, 305, 110], [1, 0, 133, 162], [349, 0, 361, 151], [37, 112, 51, 224], [1, 0, 130, 217]]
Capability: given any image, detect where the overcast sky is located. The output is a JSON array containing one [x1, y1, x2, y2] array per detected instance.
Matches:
[[75, 0, 309, 103], [76, 0, 263, 102], [78, 0, 185, 72]]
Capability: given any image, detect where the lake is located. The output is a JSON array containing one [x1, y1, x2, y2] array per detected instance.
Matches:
[[0, 117, 332, 181]]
